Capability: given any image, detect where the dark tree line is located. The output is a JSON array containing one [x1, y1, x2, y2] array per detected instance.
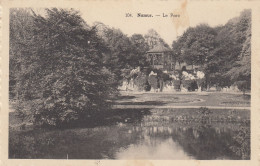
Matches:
[[172, 9, 251, 92]]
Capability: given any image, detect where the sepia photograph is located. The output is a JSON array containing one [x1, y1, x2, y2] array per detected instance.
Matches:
[[4, 0, 257, 162]]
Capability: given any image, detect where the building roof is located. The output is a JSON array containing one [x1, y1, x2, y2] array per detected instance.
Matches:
[[147, 44, 172, 53]]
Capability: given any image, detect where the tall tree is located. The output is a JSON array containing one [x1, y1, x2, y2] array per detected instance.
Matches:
[[226, 9, 251, 93], [172, 9, 251, 92], [172, 24, 217, 89], [129, 34, 149, 68], [96, 24, 150, 82], [9, 8, 35, 99], [10, 8, 118, 126], [144, 29, 169, 49]]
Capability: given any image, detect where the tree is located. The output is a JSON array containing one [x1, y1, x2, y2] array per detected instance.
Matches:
[[183, 24, 217, 67], [102, 27, 132, 73], [97, 26, 148, 82], [172, 24, 217, 89], [144, 29, 168, 49], [226, 10, 251, 93], [129, 34, 149, 68], [10, 8, 118, 127], [172, 40, 184, 70], [97, 25, 151, 86], [172, 9, 251, 92], [9, 8, 35, 99]]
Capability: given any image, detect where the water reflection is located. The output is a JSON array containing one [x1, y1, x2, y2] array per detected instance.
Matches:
[[113, 121, 249, 160], [116, 138, 193, 159], [9, 108, 250, 160]]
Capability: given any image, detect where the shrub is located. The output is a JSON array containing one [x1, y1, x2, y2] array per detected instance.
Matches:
[[144, 81, 151, 91], [173, 79, 181, 90], [148, 75, 158, 90], [134, 72, 148, 91], [182, 80, 193, 89], [235, 80, 250, 94]]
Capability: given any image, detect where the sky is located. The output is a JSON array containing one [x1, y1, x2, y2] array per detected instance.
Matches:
[[76, 0, 251, 45]]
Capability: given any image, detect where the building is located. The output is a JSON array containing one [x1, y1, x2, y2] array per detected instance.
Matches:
[[146, 44, 173, 71], [146, 44, 197, 72]]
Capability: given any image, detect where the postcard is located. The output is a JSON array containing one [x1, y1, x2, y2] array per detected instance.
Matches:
[[1, 0, 260, 165]]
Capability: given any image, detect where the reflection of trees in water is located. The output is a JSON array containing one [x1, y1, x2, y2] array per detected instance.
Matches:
[[229, 125, 250, 160], [170, 126, 240, 159], [9, 126, 143, 159], [137, 114, 250, 160]]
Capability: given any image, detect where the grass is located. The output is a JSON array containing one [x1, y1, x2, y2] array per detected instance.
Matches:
[[9, 92, 250, 130], [115, 92, 250, 107]]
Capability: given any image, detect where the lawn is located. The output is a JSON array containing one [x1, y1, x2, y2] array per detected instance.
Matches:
[[115, 91, 250, 108]]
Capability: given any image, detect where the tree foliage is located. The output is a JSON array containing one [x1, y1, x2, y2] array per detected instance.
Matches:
[[144, 29, 169, 49], [10, 8, 119, 127], [95, 23, 150, 82], [172, 24, 217, 67], [226, 10, 251, 92], [172, 9, 251, 92]]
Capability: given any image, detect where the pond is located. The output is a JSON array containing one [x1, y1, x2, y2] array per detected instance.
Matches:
[[9, 108, 250, 160]]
